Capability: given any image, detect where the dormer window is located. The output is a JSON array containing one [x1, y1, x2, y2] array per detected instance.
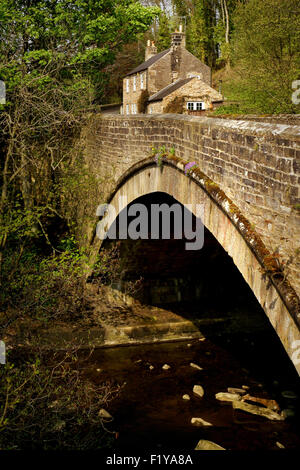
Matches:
[[126, 79, 129, 93]]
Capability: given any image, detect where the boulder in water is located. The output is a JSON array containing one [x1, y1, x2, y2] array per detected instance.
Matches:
[[195, 440, 225, 450], [193, 385, 204, 398], [216, 392, 241, 402], [191, 417, 212, 427]]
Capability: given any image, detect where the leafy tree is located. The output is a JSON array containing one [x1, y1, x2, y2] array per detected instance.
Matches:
[[157, 12, 171, 51], [231, 0, 300, 113], [213, 0, 237, 68], [171, 0, 238, 68], [0, 0, 160, 271]]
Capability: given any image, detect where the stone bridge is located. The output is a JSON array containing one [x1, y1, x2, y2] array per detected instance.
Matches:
[[82, 114, 300, 374]]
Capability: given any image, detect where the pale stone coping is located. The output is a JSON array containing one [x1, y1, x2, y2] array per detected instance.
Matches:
[[95, 113, 300, 139]]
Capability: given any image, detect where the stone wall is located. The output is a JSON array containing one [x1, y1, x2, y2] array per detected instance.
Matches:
[[158, 77, 223, 114], [82, 114, 300, 297], [177, 48, 211, 85], [122, 72, 147, 114], [148, 53, 172, 94]]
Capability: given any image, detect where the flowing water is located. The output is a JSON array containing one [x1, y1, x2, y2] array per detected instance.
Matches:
[[80, 328, 300, 451]]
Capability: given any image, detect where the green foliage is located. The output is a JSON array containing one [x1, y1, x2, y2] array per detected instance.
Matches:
[[0, 0, 160, 101], [230, 0, 300, 114], [0, 351, 122, 450], [212, 103, 241, 115], [0, 0, 160, 266], [187, 0, 211, 63], [0, 2, 160, 318], [1, 237, 90, 324], [157, 12, 171, 52], [171, 0, 238, 68]]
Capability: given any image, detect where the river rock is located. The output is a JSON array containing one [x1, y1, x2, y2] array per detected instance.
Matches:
[[242, 394, 280, 411], [193, 385, 204, 398], [190, 362, 203, 370], [281, 390, 298, 400], [195, 440, 225, 450], [191, 417, 212, 427], [276, 441, 285, 449], [182, 394, 190, 400], [227, 387, 246, 395], [232, 400, 284, 421], [99, 409, 113, 420], [242, 385, 250, 390], [162, 364, 171, 370], [216, 392, 241, 402]]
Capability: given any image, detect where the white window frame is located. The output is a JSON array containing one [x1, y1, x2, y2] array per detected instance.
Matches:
[[140, 73, 144, 89], [131, 103, 135, 114], [126, 104, 129, 115], [126, 79, 129, 93], [133, 75, 136, 91], [187, 101, 205, 111]]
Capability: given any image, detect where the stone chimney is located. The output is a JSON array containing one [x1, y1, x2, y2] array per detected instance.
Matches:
[[171, 24, 186, 49], [145, 40, 157, 61]]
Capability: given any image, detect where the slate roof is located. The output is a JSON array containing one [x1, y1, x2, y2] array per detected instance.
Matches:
[[148, 78, 194, 102], [125, 49, 170, 77]]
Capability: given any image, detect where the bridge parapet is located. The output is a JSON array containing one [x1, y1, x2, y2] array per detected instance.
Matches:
[[82, 114, 300, 297]]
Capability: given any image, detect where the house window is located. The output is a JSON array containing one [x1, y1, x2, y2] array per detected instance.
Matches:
[[126, 104, 129, 114], [187, 101, 205, 111], [133, 75, 136, 91], [149, 106, 152, 114], [126, 79, 129, 93], [140, 73, 144, 89], [131, 103, 137, 114]]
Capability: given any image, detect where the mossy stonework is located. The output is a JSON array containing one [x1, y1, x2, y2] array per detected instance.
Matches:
[[82, 114, 300, 373]]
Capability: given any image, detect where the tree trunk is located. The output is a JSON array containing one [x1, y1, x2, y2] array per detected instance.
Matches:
[[223, 0, 230, 44]]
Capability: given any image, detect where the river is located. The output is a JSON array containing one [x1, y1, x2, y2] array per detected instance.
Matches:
[[78, 329, 300, 451]]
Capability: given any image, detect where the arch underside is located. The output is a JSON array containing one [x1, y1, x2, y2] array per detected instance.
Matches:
[[93, 158, 300, 375]]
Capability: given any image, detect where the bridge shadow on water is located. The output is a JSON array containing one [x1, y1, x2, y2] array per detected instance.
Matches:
[[92, 191, 300, 449]]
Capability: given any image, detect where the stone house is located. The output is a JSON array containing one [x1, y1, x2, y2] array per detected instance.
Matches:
[[122, 28, 223, 115]]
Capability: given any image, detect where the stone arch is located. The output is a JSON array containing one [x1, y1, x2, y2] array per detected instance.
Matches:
[[91, 155, 300, 375]]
